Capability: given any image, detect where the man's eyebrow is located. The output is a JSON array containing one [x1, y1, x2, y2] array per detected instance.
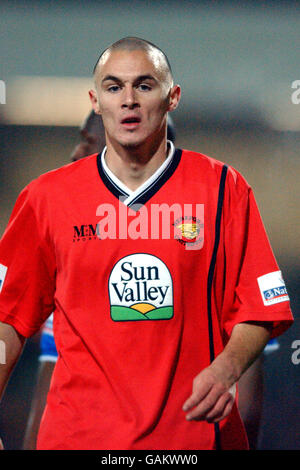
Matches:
[[101, 75, 121, 84], [134, 74, 157, 83], [101, 74, 157, 84]]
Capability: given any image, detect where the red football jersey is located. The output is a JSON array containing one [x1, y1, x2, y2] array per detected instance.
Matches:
[[0, 146, 293, 450]]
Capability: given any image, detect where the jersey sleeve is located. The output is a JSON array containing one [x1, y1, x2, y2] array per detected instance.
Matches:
[[220, 171, 293, 340], [0, 184, 56, 337]]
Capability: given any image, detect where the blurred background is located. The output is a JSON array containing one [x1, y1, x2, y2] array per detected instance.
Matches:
[[0, 0, 299, 450]]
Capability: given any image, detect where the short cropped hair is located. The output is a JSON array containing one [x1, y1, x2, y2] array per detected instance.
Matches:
[[93, 36, 173, 82]]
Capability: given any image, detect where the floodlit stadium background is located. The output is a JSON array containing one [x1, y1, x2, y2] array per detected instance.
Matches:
[[0, 0, 299, 450]]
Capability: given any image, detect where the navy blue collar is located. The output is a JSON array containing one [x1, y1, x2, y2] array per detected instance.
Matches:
[[97, 148, 182, 210]]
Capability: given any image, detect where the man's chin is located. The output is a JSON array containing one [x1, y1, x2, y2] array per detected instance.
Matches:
[[111, 130, 163, 151], [119, 136, 145, 149], [122, 141, 142, 149]]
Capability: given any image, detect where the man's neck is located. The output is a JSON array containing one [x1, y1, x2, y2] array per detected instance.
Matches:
[[104, 137, 169, 192]]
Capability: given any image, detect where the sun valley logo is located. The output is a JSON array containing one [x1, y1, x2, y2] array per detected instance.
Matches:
[[108, 253, 173, 321]]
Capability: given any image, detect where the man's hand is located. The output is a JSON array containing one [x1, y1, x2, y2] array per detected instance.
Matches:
[[182, 362, 236, 423], [0, 437, 4, 450], [182, 321, 272, 423]]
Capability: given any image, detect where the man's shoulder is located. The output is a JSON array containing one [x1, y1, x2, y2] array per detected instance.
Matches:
[[180, 148, 251, 192], [181, 148, 226, 170], [26, 153, 98, 196], [36, 153, 97, 183]]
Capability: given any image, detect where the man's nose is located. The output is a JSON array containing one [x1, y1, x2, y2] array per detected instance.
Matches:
[[122, 86, 139, 109]]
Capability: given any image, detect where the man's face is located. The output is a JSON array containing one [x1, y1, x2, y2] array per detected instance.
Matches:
[[70, 114, 106, 161], [70, 129, 100, 161], [90, 49, 180, 149]]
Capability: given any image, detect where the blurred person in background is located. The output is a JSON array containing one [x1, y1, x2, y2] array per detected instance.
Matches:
[[0, 37, 293, 450], [22, 110, 177, 450]]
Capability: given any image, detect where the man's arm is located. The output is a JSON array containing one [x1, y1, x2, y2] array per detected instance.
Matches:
[[0, 321, 26, 449], [22, 360, 55, 450], [182, 321, 271, 423]]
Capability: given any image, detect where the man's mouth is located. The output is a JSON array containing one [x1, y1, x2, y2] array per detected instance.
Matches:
[[121, 116, 141, 128]]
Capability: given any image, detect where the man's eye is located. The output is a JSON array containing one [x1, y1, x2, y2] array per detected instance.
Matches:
[[107, 85, 120, 92], [138, 84, 151, 91]]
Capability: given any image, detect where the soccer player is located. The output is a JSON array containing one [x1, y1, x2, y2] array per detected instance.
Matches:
[[22, 109, 177, 450], [23, 111, 276, 451], [23, 110, 269, 451], [0, 37, 293, 450], [70, 110, 106, 162]]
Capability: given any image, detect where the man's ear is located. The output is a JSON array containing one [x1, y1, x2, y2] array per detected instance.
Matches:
[[168, 84, 181, 112], [89, 89, 101, 115]]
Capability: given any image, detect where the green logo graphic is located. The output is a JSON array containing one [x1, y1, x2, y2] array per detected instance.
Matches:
[[108, 253, 173, 321]]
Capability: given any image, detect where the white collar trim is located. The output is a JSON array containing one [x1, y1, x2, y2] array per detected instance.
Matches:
[[100, 140, 175, 206]]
